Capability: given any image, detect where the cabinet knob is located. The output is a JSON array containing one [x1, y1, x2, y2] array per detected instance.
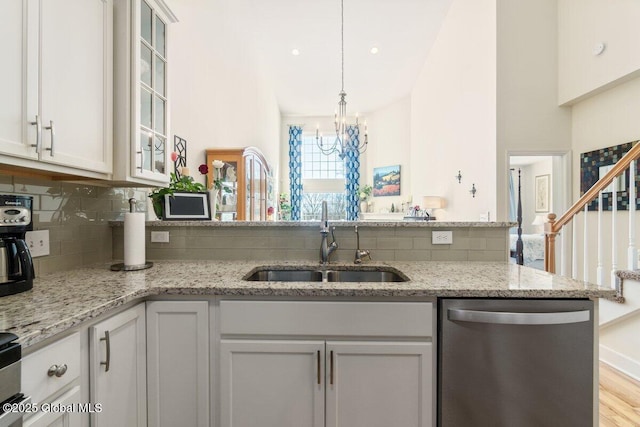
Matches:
[[47, 364, 68, 377]]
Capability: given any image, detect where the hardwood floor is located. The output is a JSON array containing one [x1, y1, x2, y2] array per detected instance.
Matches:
[[600, 362, 640, 426]]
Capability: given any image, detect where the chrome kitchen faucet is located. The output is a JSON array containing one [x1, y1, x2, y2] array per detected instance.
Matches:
[[319, 201, 338, 265]]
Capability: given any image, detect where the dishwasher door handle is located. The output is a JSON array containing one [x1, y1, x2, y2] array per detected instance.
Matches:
[[447, 308, 590, 325]]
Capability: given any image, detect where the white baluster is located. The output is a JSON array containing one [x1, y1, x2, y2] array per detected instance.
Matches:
[[583, 204, 589, 282], [597, 192, 605, 286], [611, 188, 618, 289], [629, 160, 637, 270], [560, 226, 567, 277], [572, 219, 578, 280]]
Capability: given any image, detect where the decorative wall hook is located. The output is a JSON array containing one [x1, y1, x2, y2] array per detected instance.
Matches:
[[455, 170, 462, 183], [470, 183, 477, 198]]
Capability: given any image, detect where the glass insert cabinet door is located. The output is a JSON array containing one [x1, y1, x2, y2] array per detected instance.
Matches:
[[205, 147, 271, 221], [134, 0, 170, 180]]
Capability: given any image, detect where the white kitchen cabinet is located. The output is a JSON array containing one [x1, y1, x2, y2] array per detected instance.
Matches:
[[24, 386, 82, 427], [0, 0, 112, 177], [112, 0, 177, 185], [89, 303, 146, 427], [220, 340, 325, 427], [22, 333, 82, 427], [325, 341, 432, 427], [218, 300, 434, 427], [146, 301, 209, 427]]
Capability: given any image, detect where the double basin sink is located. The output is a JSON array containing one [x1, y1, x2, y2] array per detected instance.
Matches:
[[244, 266, 408, 283]]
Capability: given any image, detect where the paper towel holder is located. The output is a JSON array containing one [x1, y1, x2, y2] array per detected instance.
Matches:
[[111, 198, 154, 272]]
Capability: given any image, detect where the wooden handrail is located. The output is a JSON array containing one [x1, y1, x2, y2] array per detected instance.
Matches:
[[552, 141, 640, 232]]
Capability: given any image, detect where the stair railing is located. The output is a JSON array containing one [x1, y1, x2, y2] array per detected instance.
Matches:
[[545, 141, 640, 298]]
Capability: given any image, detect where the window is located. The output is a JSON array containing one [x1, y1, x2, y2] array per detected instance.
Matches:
[[301, 135, 345, 220]]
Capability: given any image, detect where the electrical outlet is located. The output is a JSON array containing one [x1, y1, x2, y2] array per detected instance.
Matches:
[[432, 230, 453, 245], [25, 230, 50, 257], [151, 231, 170, 243]]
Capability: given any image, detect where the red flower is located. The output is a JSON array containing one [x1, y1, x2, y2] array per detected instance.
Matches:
[[267, 206, 274, 215], [198, 164, 209, 175], [170, 152, 178, 162]]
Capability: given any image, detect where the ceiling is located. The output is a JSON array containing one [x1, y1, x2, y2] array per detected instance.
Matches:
[[218, 0, 453, 116]]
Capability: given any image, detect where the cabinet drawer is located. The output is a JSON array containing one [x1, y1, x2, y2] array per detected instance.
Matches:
[[220, 301, 433, 338], [22, 333, 80, 403]]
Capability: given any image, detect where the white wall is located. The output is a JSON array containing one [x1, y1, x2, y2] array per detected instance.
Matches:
[[363, 97, 411, 213], [168, 0, 281, 187], [496, 0, 572, 221], [558, 0, 640, 105], [410, 0, 497, 222], [600, 278, 640, 381]]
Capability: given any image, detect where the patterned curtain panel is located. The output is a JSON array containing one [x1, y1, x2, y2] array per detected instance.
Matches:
[[288, 126, 303, 220], [344, 125, 361, 221]]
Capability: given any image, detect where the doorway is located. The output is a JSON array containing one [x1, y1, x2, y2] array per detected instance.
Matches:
[[508, 153, 570, 269]]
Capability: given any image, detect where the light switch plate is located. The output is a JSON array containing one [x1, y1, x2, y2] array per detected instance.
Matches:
[[151, 231, 170, 243], [25, 230, 50, 257], [432, 230, 453, 245]]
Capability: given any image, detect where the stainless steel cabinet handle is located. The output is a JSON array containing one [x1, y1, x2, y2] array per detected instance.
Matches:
[[329, 350, 334, 385], [29, 115, 41, 153], [317, 350, 321, 385], [47, 364, 68, 377], [136, 151, 143, 170], [100, 330, 111, 372], [447, 309, 591, 325], [44, 120, 55, 156]]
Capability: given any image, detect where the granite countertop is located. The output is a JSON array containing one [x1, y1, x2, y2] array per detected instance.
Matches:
[[110, 220, 516, 228], [0, 260, 614, 348]]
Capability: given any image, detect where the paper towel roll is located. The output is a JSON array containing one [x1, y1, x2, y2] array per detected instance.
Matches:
[[124, 212, 146, 267]]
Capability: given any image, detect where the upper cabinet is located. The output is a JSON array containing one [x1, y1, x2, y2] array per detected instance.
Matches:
[[206, 147, 272, 221], [112, 0, 177, 186], [0, 0, 113, 178]]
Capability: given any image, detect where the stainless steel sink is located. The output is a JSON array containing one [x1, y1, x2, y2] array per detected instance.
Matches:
[[243, 267, 408, 282], [325, 270, 406, 282], [244, 269, 323, 282]]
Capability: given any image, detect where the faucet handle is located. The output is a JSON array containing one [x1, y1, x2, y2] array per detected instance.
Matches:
[[330, 226, 338, 245]]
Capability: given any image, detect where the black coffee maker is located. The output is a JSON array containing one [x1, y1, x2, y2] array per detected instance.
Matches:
[[0, 195, 34, 297]]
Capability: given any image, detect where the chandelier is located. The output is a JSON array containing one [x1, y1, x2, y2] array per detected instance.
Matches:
[[316, 0, 368, 159]]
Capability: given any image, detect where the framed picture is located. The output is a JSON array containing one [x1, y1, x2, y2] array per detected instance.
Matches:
[[373, 165, 401, 197], [535, 175, 550, 213], [163, 192, 211, 220]]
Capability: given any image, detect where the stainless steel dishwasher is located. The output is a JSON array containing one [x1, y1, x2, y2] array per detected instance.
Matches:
[[438, 298, 594, 427]]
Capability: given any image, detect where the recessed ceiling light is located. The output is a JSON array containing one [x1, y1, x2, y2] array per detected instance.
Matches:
[[291, 48, 300, 56], [370, 47, 379, 54]]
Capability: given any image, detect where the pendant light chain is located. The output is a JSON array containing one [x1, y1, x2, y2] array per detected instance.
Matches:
[[341, 0, 344, 92], [316, 0, 369, 159]]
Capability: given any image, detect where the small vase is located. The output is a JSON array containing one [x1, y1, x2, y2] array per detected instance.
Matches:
[[209, 188, 218, 220], [360, 200, 368, 213]]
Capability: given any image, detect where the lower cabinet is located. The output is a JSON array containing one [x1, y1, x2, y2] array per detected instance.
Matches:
[[24, 386, 82, 427], [89, 303, 147, 427], [220, 340, 432, 427], [22, 332, 82, 427], [325, 341, 432, 427], [219, 300, 434, 427], [220, 340, 326, 427], [146, 301, 210, 427]]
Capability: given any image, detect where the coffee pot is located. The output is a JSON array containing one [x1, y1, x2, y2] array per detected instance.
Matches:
[[0, 195, 34, 297]]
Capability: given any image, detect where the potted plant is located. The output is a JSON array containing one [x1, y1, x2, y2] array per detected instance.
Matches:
[[149, 172, 206, 219], [359, 184, 372, 213]]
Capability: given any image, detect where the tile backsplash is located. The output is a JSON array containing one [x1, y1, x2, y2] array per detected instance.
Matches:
[[0, 175, 147, 275]]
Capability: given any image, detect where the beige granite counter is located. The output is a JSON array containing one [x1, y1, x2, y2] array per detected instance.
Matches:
[[0, 260, 614, 348], [111, 220, 516, 228]]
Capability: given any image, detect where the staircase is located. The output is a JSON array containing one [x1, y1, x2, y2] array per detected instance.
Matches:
[[543, 141, 640, 380]]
